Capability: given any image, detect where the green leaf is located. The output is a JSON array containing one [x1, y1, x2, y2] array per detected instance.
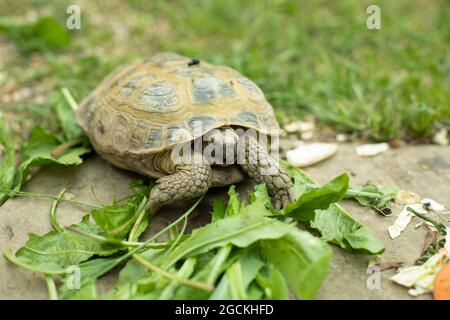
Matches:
[[281, 173, 349, 221], [20, 126, 63, 159], [238, 250, 265, 290], [52, 91, 84, 141], [282, 161, 384, 255], [210, 249, 264, 300], [225, 185, 240, 217], [108, 249, 166, 299], [0, 16, 70, 52], [91, 181, 152, 240], [12, 215, 119, 270], [211, 198, 226, 222], [31, 17, 71, 49], [4, 250, 66, 275], [14, 146, 90, 191], [0, 112, 16, 205], [351, 183, 399, 216], [281, 160, 315, 196], [63, 281, 98, 300], [172, 247, 237, 300], [160, 258, 197, 300], [261, 228, 332, 300], [249, 184, 271, 207], [255, 264, 289, 300], [226, 261, 247, 299], [161, 200, 292, 269], [311, 205, 385, 255], [8, 126, 91, 199], [60, 255, 130, 299]]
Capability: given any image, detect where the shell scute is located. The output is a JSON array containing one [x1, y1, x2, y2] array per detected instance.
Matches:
[[139, 81, 180, 112], [144, 125, 164, 150], [187, 115, 217, 132]]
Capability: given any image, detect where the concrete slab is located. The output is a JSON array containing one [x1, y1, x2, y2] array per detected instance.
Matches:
[[0, 144, 449, 299]]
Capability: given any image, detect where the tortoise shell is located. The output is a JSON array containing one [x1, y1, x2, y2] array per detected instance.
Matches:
[[76, 52, 280, 175]]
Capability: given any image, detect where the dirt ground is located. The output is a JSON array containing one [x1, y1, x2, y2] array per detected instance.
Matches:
[[0, 143, 449, 299]]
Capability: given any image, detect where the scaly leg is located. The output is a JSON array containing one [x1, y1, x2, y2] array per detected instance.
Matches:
[[146, 155, 211, 214], [239, 135, 294, 209]]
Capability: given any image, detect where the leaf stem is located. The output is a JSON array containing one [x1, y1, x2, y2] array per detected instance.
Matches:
[[407, 207, 447, 234], [159, 258, 197, 300], [65, 226, 169, 249], [128, 197, 148, 243], [207, 245, 232, 285], [143, 195, 205, 245], [306, 183, 391, 199], [3, 250, 66, 275], [50, 138, 83, 158], [133, 254, 213, 292], [164, 214, 188, 256], [61, 87, 79, 112], [44, 274, 58, 300], [50, 188, 66, 232], [0, 188, 101, 209], [344, 189, 390, 199]]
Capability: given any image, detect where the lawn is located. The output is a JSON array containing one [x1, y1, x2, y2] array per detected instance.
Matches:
[[1, 0, 449, 142]]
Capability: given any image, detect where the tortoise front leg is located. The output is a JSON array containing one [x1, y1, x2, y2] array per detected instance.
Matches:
[[146, 157, 211, 214], [239, 135, 294, 210]]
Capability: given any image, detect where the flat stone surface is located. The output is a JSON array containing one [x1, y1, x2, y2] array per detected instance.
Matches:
[[0, 144, 449, 300]]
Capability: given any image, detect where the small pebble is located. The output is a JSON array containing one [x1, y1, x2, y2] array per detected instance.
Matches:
[[433, 128, 448, 146], [336, 134, 348, 143], [300, 131, 314, 140]]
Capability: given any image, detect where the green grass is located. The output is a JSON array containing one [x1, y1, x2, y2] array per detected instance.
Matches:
[[1, 0, 449, 141]]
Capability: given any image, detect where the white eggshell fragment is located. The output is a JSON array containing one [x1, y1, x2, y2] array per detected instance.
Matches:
[[286, 143, 338, 168], [421, 198, 446, 212], [283, 121, 315, 134], [387, 204, 427, 239], [355, 143, 389, 157]]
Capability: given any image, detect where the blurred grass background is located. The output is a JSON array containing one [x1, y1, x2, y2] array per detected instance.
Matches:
[[0, 0, 449, 142]]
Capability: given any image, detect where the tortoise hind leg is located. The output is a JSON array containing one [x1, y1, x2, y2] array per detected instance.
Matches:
[[146, 156, 211, 214]]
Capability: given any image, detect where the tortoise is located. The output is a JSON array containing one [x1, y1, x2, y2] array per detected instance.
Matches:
[[76, 52, 294, 213]]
